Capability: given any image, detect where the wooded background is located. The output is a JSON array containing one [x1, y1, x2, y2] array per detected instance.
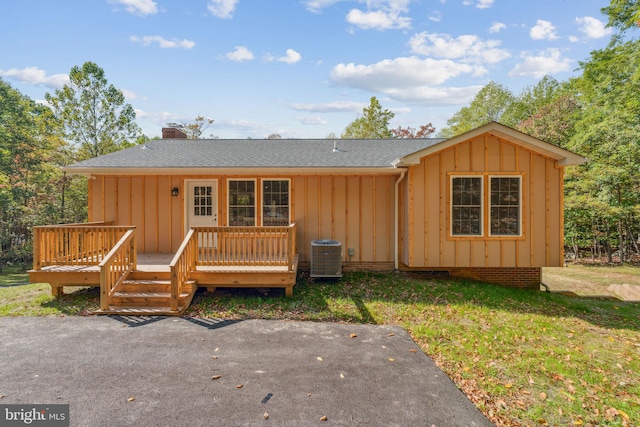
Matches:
[[1, 1, 638, 268]]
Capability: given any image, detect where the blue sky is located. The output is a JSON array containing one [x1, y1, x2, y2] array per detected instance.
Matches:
[[1, 0, 614, 139]]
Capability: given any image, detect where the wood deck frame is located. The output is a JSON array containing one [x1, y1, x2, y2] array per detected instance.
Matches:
[[29, 224, 299, 314]]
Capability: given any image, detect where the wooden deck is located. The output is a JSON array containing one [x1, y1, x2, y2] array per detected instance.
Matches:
[[29, 224, 299, 315]]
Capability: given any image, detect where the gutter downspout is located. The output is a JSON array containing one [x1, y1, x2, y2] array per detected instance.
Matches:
[[394, 169, 407, 271]]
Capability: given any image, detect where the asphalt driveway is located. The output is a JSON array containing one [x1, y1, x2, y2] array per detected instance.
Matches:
[[0, 317, 492, 426]]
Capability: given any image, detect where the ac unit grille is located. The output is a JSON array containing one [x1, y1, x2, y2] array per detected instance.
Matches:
[[310, 240, 342, 278]]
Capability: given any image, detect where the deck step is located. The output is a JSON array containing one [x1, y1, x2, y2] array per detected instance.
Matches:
[[95, 306, 184, 316], [111, 291, 191, 307], [99, 279, 197, 313]]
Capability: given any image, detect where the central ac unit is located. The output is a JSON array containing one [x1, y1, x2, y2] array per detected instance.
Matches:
[[310, 240, 343, 278]]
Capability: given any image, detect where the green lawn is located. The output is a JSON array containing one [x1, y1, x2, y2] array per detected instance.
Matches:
[[2, 265, 639, 426]]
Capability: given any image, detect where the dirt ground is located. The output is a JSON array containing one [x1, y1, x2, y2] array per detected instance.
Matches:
[[542, 264, 640, 301]]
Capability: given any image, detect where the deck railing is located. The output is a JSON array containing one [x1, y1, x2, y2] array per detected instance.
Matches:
[[169, 229, 197, 311], [99, 229, 137, 310], [192, 223, 297, 270], [32, 223, 134, 270]]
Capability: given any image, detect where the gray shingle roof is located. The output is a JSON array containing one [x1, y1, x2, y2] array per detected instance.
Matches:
[[65, 138, 447, 170]]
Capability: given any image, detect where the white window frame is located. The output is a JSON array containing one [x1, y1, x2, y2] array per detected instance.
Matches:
[[261, 178, 291, 227], [488, 175, 522, 237], [450, 175, 484, 237], [227, 179, 257, 226]]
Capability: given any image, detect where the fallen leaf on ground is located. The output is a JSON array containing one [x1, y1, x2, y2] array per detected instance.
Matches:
[[211, 375, 222, 380], [340, 373, 344, 378], [211, 355, 218, 359], [320, 415, 328, 421], [505, 383, 512, 389], [236, 384, 243, 389], [349, 333, 357, 338], [409, 349, 417, 353], [127, 397, 135, 402], [215, 347, 219, 352], [317, 357, 323, 362], [388, 358, 395, 362], [388, 333, 394, 337], [539, 392, 547, 401], [263, 412, 269, 419]]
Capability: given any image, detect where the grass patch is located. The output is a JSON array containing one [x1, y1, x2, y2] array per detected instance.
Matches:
[[0, 265, 99, 316], [3, 266, 639, 426], [186, 271, 640, 427]]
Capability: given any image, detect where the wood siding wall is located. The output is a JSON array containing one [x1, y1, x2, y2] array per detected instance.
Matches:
[[88, 174, 397, 264], [400, 133, 564, 268]]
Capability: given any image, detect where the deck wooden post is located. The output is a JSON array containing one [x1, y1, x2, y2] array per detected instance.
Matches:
[[99, 268, 109, 310], [33, 227, 41, 270]]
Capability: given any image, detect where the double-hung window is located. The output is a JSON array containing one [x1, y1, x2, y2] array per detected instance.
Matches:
[[450, 175, 521, 237], [262, 179, 290, 226], [228, 179, 290, 226], [489, 177, 520, 236], [451, 177, 483, 236], [228, 180, 256, 226]]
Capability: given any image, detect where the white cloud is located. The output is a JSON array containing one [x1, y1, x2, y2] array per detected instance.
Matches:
[[575, 16, 612, 39], [428, 10, 442, 22], [207, 0, 238, 19], [489, 21, 506, 33], [0, 66, 69, 89], [130, 35, 196, 49], [409, 32, 510, 64], [109, 0, 158, 16], [508, 48, 571, 78], [296, 116, 328, 125], [304, 0, 342, 13], [121, 89, 146, 100], [346, 8, 411, 30], [385, 85, 482, 104], [305, 0, 411, 30], [463, 0, 494, 9], [290, 101, 365, 113], [277, 49, 302, 64], [569, 35, 579, 43], [226, 46, 254, 62], [331, 56, 477, 90], [530, 19, 559, 40]]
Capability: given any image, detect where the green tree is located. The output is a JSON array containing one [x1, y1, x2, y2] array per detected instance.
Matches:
[[566, 38, 640, 261], [439, 82, 515, 137], [0, 79, 71, 266], [45, 61, 140, 159], [342, 97, 395, 139], [602, 0, 640, 31]]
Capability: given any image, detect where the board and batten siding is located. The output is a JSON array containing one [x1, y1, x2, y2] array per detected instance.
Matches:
[[400, 133, 564, 269], [88, 174, 396, 265]]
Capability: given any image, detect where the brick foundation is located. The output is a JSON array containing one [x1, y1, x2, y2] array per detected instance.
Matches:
[[299, 261, 394, 273], [448, 267, 541, 290]]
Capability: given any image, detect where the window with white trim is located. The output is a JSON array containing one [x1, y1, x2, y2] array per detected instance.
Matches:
[[489, 177, 521, 236], [450, 175, 522, 237], [228, 180, 256, 226], [451, 177, 483, 236], [262, 179, 290, 226]]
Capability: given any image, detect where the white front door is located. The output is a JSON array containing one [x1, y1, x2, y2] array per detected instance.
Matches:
[[186, 180, 218, 231]]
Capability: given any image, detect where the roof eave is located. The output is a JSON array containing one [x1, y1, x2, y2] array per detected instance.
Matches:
[[61, 166, 407, 176]]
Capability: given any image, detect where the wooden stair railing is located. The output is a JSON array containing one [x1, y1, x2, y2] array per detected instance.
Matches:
[[98, 229, 137, 311], [169, 229, 197, 311]]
